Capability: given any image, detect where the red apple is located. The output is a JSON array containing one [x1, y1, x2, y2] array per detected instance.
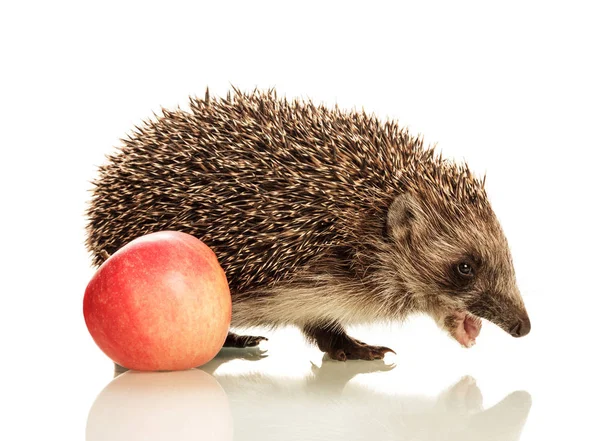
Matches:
[[83, 231, 231, 371]]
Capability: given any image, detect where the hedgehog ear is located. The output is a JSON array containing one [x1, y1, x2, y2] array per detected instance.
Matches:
[[385, 193, 421, 241]]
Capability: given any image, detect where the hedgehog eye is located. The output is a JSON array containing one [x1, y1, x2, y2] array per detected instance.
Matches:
[[457, 262, 473, 277]]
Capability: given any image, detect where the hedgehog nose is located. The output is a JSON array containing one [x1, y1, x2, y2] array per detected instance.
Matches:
[[509, 316, 531, 337]]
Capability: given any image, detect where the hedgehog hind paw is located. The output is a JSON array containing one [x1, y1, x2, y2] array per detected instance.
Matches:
[[224, 332, 268, 348]]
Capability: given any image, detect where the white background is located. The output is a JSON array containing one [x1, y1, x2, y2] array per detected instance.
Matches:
[[1, 1, 599, 440]]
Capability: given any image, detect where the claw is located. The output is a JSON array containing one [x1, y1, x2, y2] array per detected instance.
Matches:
[[380, 346, 396, 355], [245, 336, 268, 347]]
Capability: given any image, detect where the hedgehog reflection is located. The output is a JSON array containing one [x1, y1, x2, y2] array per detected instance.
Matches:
[[204, 355, 531, 441]]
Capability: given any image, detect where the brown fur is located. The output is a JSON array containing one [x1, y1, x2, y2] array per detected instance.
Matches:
[[86, 88, 529, 357]]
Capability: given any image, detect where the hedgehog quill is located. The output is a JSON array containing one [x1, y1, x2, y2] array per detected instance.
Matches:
[[86, 89, 530, 361]]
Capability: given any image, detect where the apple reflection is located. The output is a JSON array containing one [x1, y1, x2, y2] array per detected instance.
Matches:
[[86, 369, 232, 441]]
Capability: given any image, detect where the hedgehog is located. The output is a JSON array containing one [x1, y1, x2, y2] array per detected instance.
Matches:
[[86, 88, 530, 361]]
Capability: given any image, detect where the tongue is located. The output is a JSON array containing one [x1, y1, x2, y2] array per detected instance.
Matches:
[[453, 313, 482, 348], [464, 316, 482, 340]]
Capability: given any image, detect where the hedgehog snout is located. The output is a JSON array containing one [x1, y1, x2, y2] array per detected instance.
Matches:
[[509, 314, 531, 338]]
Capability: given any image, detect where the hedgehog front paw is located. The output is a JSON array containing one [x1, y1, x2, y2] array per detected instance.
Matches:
[[326, 337, 396, 361], [304, 324, 396, 362]]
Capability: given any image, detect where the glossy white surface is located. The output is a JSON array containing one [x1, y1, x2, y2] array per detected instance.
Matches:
[[2, 1, 599, 440], [6, 298, 599, 440]]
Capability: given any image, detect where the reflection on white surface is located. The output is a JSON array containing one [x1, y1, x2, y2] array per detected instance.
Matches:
[[206, 349, 531, 441], [86, 369, 233, 441], [90, 346, 531, 441]]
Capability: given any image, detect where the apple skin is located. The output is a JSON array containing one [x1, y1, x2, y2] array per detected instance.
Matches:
[[83, 231, 232, 371]]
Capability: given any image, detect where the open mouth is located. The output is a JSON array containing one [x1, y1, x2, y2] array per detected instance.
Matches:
[[449, 311, 483, 348]]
